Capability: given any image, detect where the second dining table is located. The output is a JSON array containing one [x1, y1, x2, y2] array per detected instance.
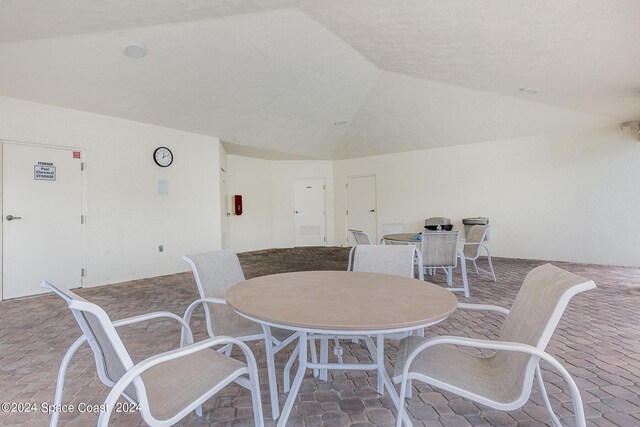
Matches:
[[226, 270, 458, 427]]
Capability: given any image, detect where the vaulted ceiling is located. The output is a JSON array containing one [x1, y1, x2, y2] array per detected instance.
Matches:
[[0, 1, 637, 159]]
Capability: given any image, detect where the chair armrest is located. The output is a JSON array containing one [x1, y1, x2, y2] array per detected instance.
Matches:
[[97, 336, 258, 427], [457, 303, 509, 315], [397, 335, 586, 427], [182, 297, 227, 323], [112, 311, 194, 345], [181, 298, 229, 346]]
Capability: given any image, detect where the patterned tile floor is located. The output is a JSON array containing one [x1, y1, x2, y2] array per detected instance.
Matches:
[[1, 247, 639, 426]]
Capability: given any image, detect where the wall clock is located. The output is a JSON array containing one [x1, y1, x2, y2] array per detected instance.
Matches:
[[153, 147, 173, 167]]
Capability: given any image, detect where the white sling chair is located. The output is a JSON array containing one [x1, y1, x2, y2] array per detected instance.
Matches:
[[347, 229, 374, 271], [421, 231, 469, 297], [43, 281, 263, 427], [461, 224, 496, 281], [311, 245, 424, 386], [182, 250, 298, 420], [393, 264, 595, 427]]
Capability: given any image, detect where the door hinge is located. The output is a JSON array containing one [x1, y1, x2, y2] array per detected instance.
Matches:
[[323, 185, 325, 189], [324, 237, 326, 242], [81, 215, 85, 224], [345, 183, 348, 189], [81, 268, 86, 277], [81, 162, 85, 171], [346, 210, 348, 215]]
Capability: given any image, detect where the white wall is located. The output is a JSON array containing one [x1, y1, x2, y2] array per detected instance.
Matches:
[[334, 127, 640, 267], [0, 96, 222, 288], [227, 155, 334, 252]]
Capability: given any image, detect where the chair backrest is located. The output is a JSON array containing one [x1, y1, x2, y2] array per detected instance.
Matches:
[[463, 224, 490, 258], [494, 264, 596, 400], [183, 250, 245, 298], [352, 245, 420, 278], [381, 223, 406, 235], [420, 231, 459, 268], [42, 281, 144, 403], [348, 229, 373, 245], [183, 250, 246, 337], [425, 217, 451, 227]]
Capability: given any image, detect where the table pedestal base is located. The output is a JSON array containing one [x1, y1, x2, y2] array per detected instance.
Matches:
[[275, 330, 413, 427]]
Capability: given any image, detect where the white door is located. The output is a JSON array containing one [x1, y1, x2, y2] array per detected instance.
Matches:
[[294, 178, 326, 247], [2, 143, 83, 299], [346, 175, 377, 245], [220, 167, 229, 248]]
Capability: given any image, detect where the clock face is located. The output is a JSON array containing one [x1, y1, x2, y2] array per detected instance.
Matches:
[[153, 147, 173, 167]]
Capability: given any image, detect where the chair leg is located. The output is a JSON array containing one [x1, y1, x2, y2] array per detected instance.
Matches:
[[458, 256, 470, 297], [396, 375, 409, 427], [445, 267, 453, 286], [472, 259, 479, 275], [487, 253, 496, 282], [249, 371, 265, 427], [50, 336, 86, 427], [536, 365, 562, 427]]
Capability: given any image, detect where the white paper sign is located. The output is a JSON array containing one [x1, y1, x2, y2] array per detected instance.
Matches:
[[157, 179, 169, 196], [34, 162, 56, 181]]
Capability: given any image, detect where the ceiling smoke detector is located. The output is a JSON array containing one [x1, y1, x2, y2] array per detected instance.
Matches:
[[124, 44, 147, 58], [334, 120, 348, 126], [519, 87, 541, 94]]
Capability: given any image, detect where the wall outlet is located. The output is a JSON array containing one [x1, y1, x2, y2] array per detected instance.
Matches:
[[159, 245, 164, 252]]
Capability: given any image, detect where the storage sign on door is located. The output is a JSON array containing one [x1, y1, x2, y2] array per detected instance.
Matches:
[[34, 162, 56, 181]]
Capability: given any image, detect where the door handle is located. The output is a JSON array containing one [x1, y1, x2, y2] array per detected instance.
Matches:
[[295, 211, 300, 214], [6, 215, 22, 221], [369, 209, 375, 213]]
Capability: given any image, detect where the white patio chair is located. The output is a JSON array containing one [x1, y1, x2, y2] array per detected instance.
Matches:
[[350, 244, 423, 280], [393, 264, 596, 427], [42, 281, 263, 427], [347, 229, 375, 270], [380, 223, 406, 243], [421, 231, 469, 297], [182, 250, 298, 420], [312, 245, 425, 385], [461, 224, 496, 281]]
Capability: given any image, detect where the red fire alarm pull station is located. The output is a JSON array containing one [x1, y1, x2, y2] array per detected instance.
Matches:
[[234, 195, 243, 215]]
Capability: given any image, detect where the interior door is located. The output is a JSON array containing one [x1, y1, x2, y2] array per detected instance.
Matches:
[[346, 175, 377, 245], [294, 178, 326, 247], [2, 142, 83, 299]]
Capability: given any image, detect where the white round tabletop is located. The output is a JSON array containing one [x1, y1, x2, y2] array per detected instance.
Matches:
[[383, 232, 420, 242], [226, 271, 457, 333]]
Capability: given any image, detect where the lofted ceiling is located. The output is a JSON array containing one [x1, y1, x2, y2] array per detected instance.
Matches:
[[0, 0, 637, 159]]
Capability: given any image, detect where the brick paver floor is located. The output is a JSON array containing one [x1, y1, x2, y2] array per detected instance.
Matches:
[[1, 247, 638, 426]]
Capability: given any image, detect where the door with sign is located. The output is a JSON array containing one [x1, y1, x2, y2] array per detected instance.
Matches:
[[2, 143, 83, 299]]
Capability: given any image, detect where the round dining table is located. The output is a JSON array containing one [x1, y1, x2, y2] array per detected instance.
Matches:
[[226, 270, 458, 427]]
